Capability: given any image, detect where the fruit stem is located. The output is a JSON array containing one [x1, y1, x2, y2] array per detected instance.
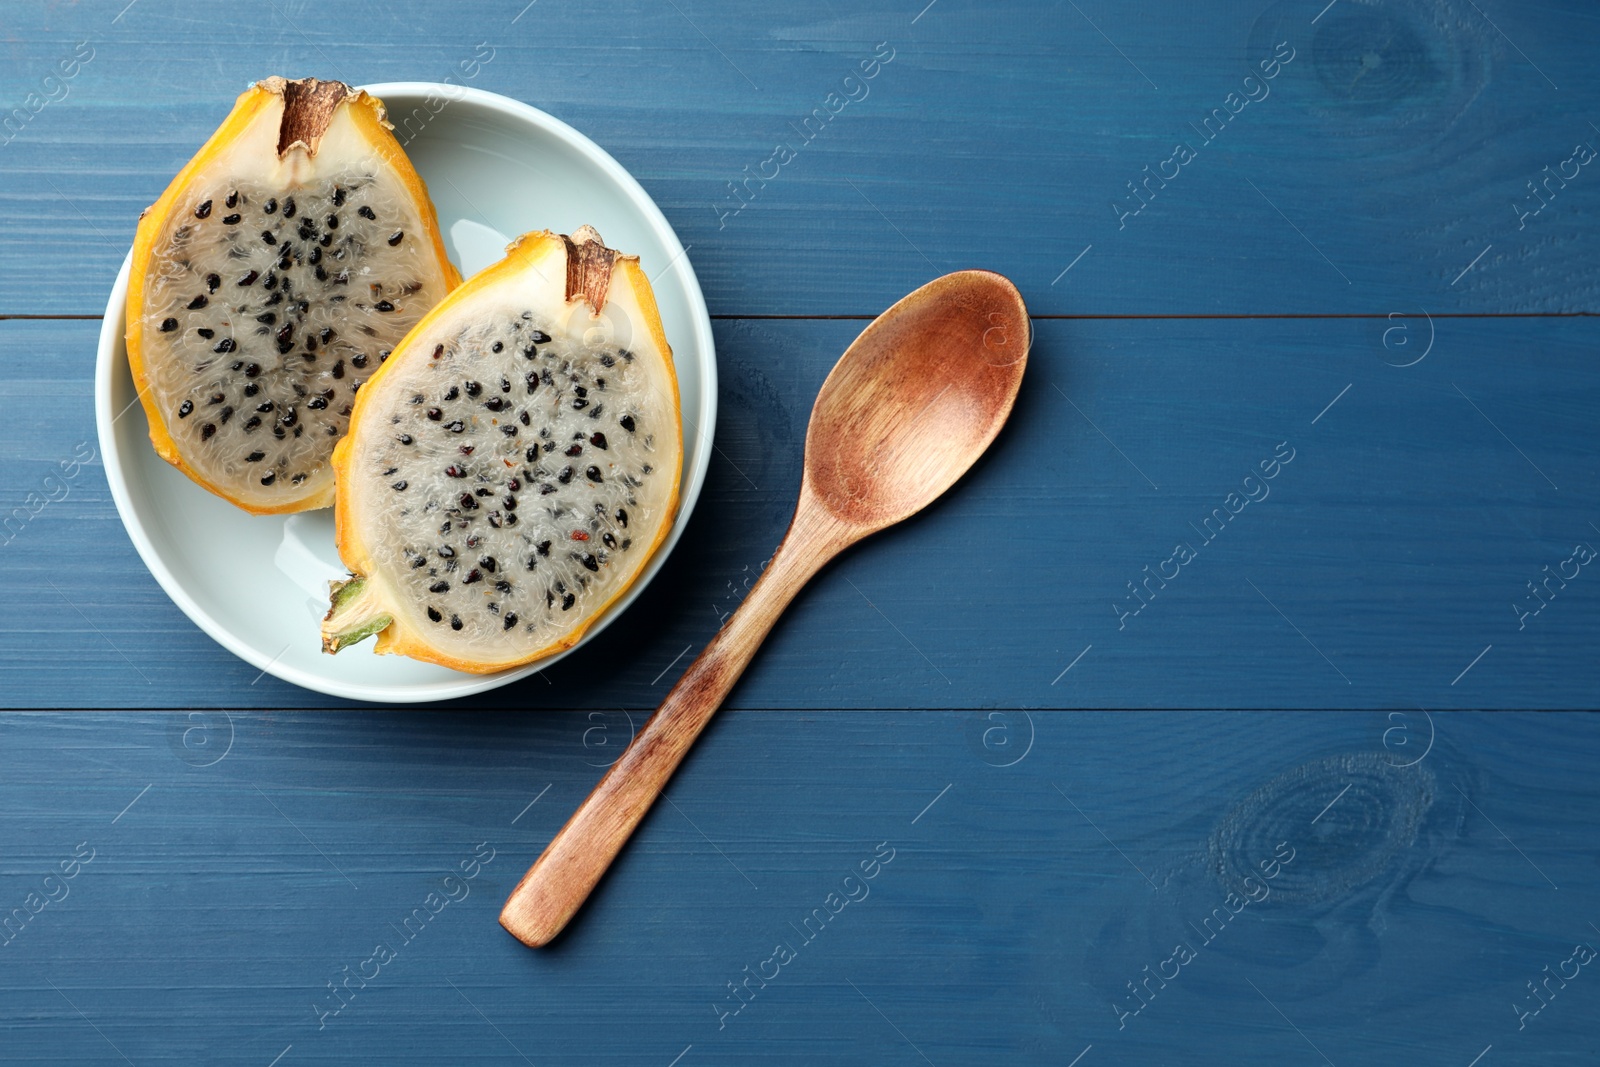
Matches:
[[321, 575, 393, 654]]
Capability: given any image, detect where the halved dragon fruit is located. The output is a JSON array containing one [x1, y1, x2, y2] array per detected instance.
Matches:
[[125, 76, 460, 513], [322, 227, 682, 674]]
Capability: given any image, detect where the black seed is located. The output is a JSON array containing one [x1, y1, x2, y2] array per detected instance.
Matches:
[[543, 441, 557, 453], [427, 408, 442, 421], [245, 450, 264, 462], [292, 473, 307, 485], [357, 205, 375, 220], [177, 400, 193, 418], [326, 214, 339, 230], [621, 538, 632, 550], [451, 614, 462, 630], [388, 230, 404, 246], [537, 540, 552, 556], [195, 200, 213, 219], [619, 415, 636, 432], [615, 507, 628, 527], [503, 613, 518, 630], [264, 198, 278, 214], [261, 230, 277, 246], [578, 553, 598, 572], [589, 404, 603, 419], [565, 444, 583, 456], [297, 218, 316, 241], [441, 420, 464, 434], [238, 270, 260, 287], [463, 569, 482, 585], [502, 424, 517, 436], [391, 480, 408, 491], [428, 606, 442, 623], [396, 433, 412, 445], [459, 493, 478, 510], [562, 593, 575, 610], [264, 272, 279, 291], [590, 432, 609, 449], [209, 391, 226, 405], [282, 197, 296, 218], [201, 423, 216, 440], [315, 265, 328, 282], [257, 400, 274, 412], [260, 471, 276, 486], [443, 386, 459, 401], [197, 327, 215, 340], [571, 397, 588, 409], [429, 581, 449, 593], [491, 341, 503, 353], [333, 187, 346, 207], [495, 579, 511, 594], [244, 416, 261, 431], [225, 191, 239, 208], [308, 396, 328, 410], [603, 532, 616, 548], [222, 213, 241, 225], [244, 383, 260, 398], [306, 336, 319, 354], [331, 359, 345, 380], [308, 246, 322, 266], [530, 330, 551, 343], [586, 466, 603, 483], [438, 545, 456, 558], [205, 272, 221, 293], [188, 294, 208, 310], [375, 300, 395, 313], [485, 397, 505, 412], [159, 317, 178, 332], [519, 411, 531, 427], [558, 467, 573, 484], [465, 381, 482, 397], [245, 362, 261, 378], [280, 407, 296, 427], [477, 556, 497, 573], [523, 346, 537, 359], [255, 312, 276, 327], [213, 338, 236, 354], [445, 465, 466, 478], [219, 405, 233, 425], [573, 385, 588, 399]]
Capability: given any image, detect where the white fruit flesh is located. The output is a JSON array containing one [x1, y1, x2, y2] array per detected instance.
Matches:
[[136, 97, 453, 510], [338, 239, 679, 669]]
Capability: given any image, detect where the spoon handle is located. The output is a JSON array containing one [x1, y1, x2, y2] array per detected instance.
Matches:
[[499, 503, 850, 947]]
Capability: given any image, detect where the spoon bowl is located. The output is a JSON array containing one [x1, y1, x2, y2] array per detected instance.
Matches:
[[500, 270, 1030, 947], [804, 270, 1031, 530]]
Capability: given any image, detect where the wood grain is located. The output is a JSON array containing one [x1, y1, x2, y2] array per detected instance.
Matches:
[[0, 710, 1595, 1066], [1, 0, 1596, 315], [4, 314, 1597, 710]]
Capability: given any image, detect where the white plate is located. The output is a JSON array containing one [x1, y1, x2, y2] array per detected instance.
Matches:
[[96, 83, 716, 703]]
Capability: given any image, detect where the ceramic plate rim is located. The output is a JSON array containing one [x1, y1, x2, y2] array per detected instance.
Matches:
[[94, 81, 716, 703]]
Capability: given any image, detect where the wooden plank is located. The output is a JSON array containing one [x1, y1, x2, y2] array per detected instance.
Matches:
[[1, 0, 1597, 315], [3, 314, 1596, 709], [0, 710, 1595, 1064]]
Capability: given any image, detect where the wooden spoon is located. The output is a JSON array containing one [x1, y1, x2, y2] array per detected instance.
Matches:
[[499, 270, 1030, 947]]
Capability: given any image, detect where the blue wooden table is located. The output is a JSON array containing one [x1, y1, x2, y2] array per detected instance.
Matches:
[[3, 2, 1598, 1063]]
